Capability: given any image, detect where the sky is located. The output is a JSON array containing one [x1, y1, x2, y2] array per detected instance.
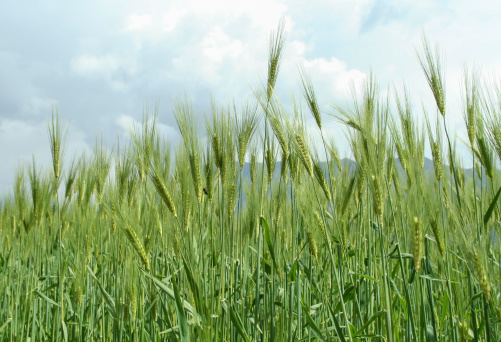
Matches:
[[1, 0, 501, 195]]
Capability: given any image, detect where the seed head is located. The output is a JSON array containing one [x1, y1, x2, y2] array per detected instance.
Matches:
[[250, 154, 257, 184], [430, 218, 445, 260], [412, 217, 423, 272], [150, 171, 177, 218], [473, 251, 491, 302], [306, 229, 318, 260]]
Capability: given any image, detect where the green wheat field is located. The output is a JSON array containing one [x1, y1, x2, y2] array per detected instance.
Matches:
[[0, 24, 500, 341]]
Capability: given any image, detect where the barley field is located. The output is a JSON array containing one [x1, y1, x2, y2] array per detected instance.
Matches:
[[0, 25, 500, 341]]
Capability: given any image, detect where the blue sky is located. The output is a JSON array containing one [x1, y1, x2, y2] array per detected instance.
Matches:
[[1, 0, 501, 194]]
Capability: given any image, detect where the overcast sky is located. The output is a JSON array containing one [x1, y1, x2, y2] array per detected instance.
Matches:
[[1, 0, 501, 195]]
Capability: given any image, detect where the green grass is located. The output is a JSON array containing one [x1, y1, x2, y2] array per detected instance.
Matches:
[[0, 27, 500, 341]]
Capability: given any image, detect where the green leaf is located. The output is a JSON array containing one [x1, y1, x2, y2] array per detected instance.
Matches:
[[353, 273, 378, 282], [354, 310, 387, 337], [301, 300, 325, 341], [326, 304, 346, 342], [222, 301, 251, 342], [182, 253, 207, 321], [61, 320, 68, 342], [484, 184, 501, 225], [390, 253, 414, 259], [87, 266, 116, 319], [419, 274, 446, 282], [143, 270, 200, 323], [426, 325, 436, 342], [171, 266, 190, 342], [333, 284, 356, 314], [288, 261, 298, 282], [35, 290, 60, 307], [260, 216, 278, 271], [0, 318, 12, 334]]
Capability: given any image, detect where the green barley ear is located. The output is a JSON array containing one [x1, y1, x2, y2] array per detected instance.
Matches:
[[280, 150, 288, 183], [136, 154, 145, 182], [298, 63, 322, 129], [250, 153, 257, 184], [295, 133, 313, 177], [28, 156, 41, 223], [150, 287, 158, 322], [61, 220, 69, 240], [143, 235, 151, 254], [371, 175, 384, 224], [274, 196, 283, 228], [340, 173, 356, 216], [475, 133, 494, 179], [432, 142, 443, 181], [85, 235, 92, 264], [204, 148, 215, 202], [412, 217, 423, 272], [189, 153, 203, 203], [93, 144, 111, 203], [173, 232, 180, 258], [267, 18, 287, 101], [326, 136, 342, 171], [237, 102, 260, 169], [430, 218, 445, 260], [237, 132, 246, 168], [173, 97, 203, 203], [306, 228, 318, 260], [183, 190, 191, 232], [149, 167, 177, 218], [11, 215, 16, 237], [417, 130, 425, 169], [425, 113, 443, 182], [123, 224, 150, 271], [458, 321, 468, 342], [472, 250, 491, 302], [153, 207, 162, 237], [13, 168, 26, 223], [386, 150, 395, 182], [211, 133, 222, 171], [111, 216, 117, 235], [119, 243, 125, 266], [64, 158, 77, 200], [313, 210, 330, 250], [394, 137, 408, 174], [324, 210, 334, 221], [129, 281, 137, 321], [265, 147, 275, 185], [313, 162, 331, 202], [463, 68, 479, 147], [267, 111, 289, 161], [227, 183, 237, 220], [417, 34, 446, 117], [392, 171, 401, 200], [47, 106, 69, 181], [73, 285, 83, 307]]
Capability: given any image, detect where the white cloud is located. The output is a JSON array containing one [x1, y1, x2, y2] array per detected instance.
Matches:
[[162, 8, 186, 32], [303, 57, 367, 94], [20, 97, 57, 118], [116, 114, 136, 133], [202, 27, 243, 62], [70, 54, 132, 91], [71, 54, 119, 76], [185, 0, 289, 32], [126, 14, 152, 31]]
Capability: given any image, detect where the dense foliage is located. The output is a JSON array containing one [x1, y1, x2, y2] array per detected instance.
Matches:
[[0, 25, 500, 341]]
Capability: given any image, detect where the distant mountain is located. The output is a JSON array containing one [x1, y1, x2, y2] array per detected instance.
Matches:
[[235, 156, 478, 184]]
